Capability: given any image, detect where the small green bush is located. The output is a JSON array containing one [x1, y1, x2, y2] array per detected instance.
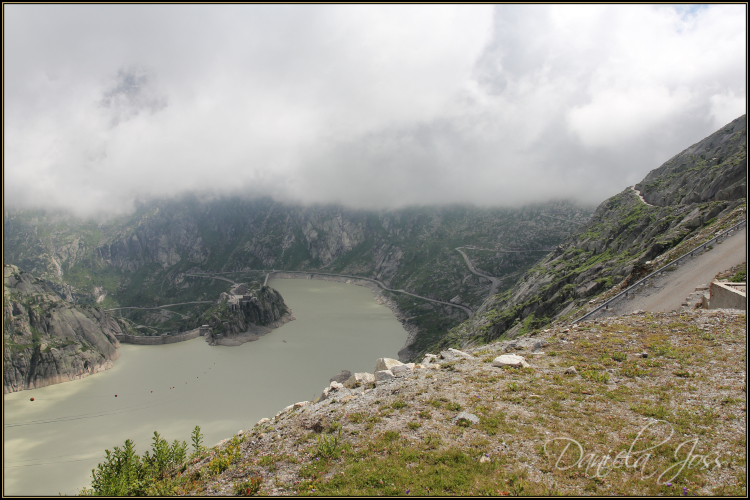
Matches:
[[314, 428, 342, 459], [580, 370, 609, 383], [82, 432, 188, 496], [445, 402, 463, 412], [729, 270, 746, 282], [383, 430, 400, 442], [391, 399, 407, 410], [191, 425, 204, 455]]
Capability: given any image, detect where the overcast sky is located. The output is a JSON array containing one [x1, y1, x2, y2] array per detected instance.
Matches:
[[4, 4, 746, 217]]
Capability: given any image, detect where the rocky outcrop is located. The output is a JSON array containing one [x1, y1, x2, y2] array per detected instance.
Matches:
[[201, 285, 295, 346], [3, 265, 123, 393]]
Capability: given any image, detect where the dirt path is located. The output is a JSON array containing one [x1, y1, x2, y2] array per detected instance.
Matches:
[[631, 186, 656, 207], [608, 227, 746, 314]]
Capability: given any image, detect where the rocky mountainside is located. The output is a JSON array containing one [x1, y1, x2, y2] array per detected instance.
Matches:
[[3, 264, 126, 393], [637, 115, 746, 206], [4, 200, 593, 358], [445, 115, 746, 348]]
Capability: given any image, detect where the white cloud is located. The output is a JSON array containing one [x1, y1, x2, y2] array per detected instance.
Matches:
[[2, 4, 746, 217], [710, 91, 746, 129]]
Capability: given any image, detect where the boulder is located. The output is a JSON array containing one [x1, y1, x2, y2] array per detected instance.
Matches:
[[447, 348, 476, 360], [452, 411, 480, 426], [492, 354, 530, 368], [344, 372, 375, 389], [564, 366, 578, 375], [375, 370, 395, 382], [532, 340, 548, 352], [319, 381, 346, 401], [375, 358, 404, 372], [391, 364, 413, 376], [330, 369, 352, 384]]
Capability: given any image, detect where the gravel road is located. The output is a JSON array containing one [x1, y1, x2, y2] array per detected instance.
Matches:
[[608, 227, 746, 314]]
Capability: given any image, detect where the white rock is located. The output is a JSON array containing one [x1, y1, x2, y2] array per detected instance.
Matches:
[[375, 358, 404, 372], [344, 372, 375, 389], [293, 401, 309, 408], [391, 364, 412, 376], [452, 411, 480, 425], [492, 354, 530, 368], [375, 369, 395, 381], [564, 366, 578, 375], [256, 417, 271, 426], [320, 381, 347, 401], [448, 348, 476, 360]]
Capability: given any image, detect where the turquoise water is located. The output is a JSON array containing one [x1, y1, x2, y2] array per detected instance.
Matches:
[[3, 279, 406, 495]]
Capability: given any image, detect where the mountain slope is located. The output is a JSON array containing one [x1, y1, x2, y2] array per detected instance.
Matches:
[[446, 115, 747, 347], [3, 265, 126, 393], [4, 201, 593, 359]]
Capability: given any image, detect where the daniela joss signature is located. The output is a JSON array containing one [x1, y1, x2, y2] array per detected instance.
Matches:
[[543, 420, 721, 484]]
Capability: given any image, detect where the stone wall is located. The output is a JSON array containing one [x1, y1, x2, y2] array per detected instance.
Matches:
[[709, 281, 747, 310], [116, 327, 204, 345]]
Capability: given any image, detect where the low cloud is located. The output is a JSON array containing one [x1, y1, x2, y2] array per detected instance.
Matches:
[[3, 4, 746, 217]]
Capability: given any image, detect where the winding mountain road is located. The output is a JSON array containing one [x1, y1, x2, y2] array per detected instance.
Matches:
[[455, 247, 502, 297], [185, 273, 238, 285], [104, 301, 214, 318]]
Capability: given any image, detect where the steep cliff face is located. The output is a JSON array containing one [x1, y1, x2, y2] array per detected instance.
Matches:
[[446, 115, 747, 347], [3, 265, 125, 393]]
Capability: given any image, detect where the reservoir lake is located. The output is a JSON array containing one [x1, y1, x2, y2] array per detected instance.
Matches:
[[3, 279, 407, 496]]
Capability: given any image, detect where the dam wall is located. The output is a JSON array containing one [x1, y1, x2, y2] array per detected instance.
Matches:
[[115, 326, 209, 345]]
